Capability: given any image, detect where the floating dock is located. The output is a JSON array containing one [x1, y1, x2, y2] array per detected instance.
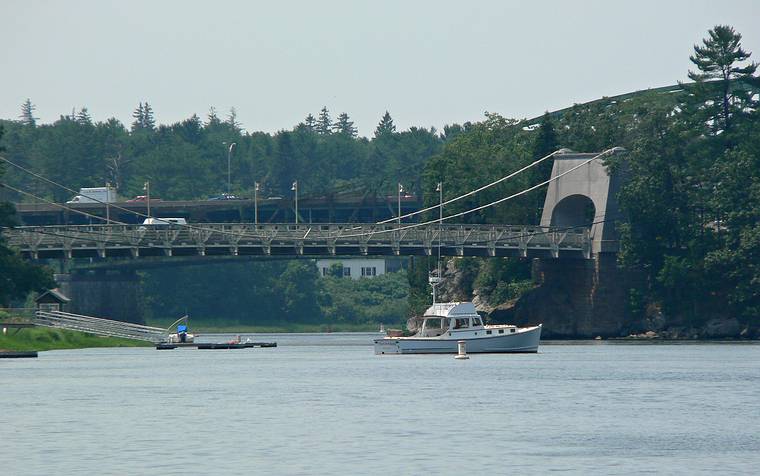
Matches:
[[156, 342, 277, 350], [0, 351, 38, 358]]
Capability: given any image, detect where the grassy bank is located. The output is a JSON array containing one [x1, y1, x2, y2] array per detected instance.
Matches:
[[0, 327, 149, 352]]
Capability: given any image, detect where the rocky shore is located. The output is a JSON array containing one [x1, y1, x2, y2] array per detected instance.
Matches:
[[423, 258, 759, 340]]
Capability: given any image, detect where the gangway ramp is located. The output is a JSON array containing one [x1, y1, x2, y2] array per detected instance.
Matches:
[[34, 310, 167, 343]]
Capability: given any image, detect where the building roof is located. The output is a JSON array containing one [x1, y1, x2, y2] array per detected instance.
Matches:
[[35, 288, 71, 303]]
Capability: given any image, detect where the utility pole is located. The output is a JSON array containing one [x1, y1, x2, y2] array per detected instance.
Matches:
[[143, 181, 151, 217], [291, 180, 299, 224], [254, 182, 259, 225], [223, 141, 236, 194], [397, 183, 404, 226]]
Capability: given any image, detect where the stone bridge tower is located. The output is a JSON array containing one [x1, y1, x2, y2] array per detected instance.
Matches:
[[507, 148, 636, 338]]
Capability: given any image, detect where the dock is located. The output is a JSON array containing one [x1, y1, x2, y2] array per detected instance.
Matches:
[[0, 351, 38, 358], [155, 342, 277, 350]]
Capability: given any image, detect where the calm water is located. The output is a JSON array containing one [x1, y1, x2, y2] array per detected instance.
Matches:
[[2, 335, 759, 475]]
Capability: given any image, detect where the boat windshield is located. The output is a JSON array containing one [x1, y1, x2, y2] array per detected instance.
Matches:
[[419, 317, 448, 337]]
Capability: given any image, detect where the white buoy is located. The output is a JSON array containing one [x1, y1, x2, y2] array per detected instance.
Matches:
[[454, 340, 469, 360]]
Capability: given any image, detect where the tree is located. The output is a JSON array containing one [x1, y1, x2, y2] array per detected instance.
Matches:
[[303, 114, 316, 132], [19, 99, 37, 126], [205, 106, 221, 127], [333, 112, 357, 137], [375, 111, 396, 137], [131, 102, 143, 132], [316, 107, 331, 135], [76, 107, 92, 125], [687, 25, 759, 134], [142, 102, 156, 131], [0, 125, 55, 305], [226, 107, 242, 131]]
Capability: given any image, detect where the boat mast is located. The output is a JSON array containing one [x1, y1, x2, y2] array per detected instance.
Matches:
[[430, 181, 443, 305]]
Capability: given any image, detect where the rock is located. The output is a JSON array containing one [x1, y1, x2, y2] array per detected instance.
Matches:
[[702, 318, 741, 338]]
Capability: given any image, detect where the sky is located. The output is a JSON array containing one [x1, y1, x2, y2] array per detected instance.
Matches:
[[2, 0, 759, 137]]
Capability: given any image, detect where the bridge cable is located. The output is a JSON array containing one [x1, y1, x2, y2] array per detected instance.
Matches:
[[377, 149, 561, 224], [0, 182, 129, 225], [338, 148, 621, 239], [0, 155, 268, 241]]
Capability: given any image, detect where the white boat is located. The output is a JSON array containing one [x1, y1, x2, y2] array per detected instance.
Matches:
[[374, 302, 541, 354]]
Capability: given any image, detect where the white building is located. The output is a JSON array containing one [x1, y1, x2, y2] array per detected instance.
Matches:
[[316, 258, 387, 279]]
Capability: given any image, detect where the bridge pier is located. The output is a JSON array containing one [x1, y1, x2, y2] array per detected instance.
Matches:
[[501, 253, 637, 338], [56, 270, 145, 325]]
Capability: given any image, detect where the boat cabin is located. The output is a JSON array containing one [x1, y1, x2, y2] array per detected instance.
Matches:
[[417, 302, 484, 337]]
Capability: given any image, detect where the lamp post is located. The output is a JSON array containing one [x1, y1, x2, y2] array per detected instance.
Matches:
[[254, 182, 259, 225], [291, 180, 299, 224], [436, 181, 443, 274], [143, 181, 151, 218], [397, 183, 404, 225], [222, 141, 236, 194]]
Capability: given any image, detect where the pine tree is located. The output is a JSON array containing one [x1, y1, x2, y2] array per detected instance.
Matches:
[[206, 106, 221, 127], [131, 102, 144, 132], [316, 107, 331, 135], [76, 107, 92, 125], [142, 102, 156, 130], [303, 114, 316, 132], [333, 112, 357, 137], [687, 25, 759, 133], [19, 98, 38, 126], [374, 111, 396, 137], [226, 107, 242, 130], [533, 112, 559, 158]]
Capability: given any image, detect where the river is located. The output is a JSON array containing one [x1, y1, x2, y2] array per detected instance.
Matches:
[[2, 335, 759, 475]]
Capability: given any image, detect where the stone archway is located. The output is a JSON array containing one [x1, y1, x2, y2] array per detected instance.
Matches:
[[540, 149, 626, 254], [550, 194, 596, 229]]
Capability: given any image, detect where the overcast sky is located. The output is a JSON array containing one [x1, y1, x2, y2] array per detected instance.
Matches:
[[2, 0, 759, 136]]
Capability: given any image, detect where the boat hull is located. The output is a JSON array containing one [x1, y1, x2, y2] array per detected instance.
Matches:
[[374, 325, 541, 354]]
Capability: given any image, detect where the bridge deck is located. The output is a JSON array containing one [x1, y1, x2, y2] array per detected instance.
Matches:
[[5, 223, 591, 260]]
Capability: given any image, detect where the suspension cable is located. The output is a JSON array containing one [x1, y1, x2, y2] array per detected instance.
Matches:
[[0, 182, 128, 225], [378, 149, 561, 224], [338, 148, 621, 239], [0, 155, 266, 240]]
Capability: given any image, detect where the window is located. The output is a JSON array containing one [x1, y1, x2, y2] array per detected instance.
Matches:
[[361, 266, 378, 277], [321, 267, 328, 277], [472, 317, 482, 326], [486, 330, 492, 335], [453, 318, 469, 329], [498, 329, 504, 334], [510, 328, 516, 333], [343, 267, 351, 277]]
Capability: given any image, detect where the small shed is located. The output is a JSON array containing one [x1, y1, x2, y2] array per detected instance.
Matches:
[[35, 288, 70, 313]]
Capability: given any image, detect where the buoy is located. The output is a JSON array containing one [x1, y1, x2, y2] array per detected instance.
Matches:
[[454, 340, 469, 360]]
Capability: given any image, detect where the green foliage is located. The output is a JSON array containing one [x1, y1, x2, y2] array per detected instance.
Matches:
[[320, 271, 409, 325], [0, 125, 55, 305]]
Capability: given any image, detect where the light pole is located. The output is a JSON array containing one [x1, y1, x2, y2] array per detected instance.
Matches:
[[143, 181, 151, 218], [254, 182, 259, 225], [291, 180, 299, 224], [436, 181, 443, 275], [222, 141, 236, 195], [397, 183, 404, 225]]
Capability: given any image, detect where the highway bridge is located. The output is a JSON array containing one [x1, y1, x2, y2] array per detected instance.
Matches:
[[6, 223, 591, 260], [13, 192, 422, 226]]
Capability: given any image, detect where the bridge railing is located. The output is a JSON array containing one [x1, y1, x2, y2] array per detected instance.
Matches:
[[5, 223, 590, 258]]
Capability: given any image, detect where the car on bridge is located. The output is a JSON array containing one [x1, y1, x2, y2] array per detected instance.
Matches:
[[127, 195, 161, 202], [208, 193, 242, 200]]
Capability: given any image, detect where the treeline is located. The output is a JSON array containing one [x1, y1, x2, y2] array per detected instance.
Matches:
[[140, 260, 409, 327], [0, 104, 445, 203]]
